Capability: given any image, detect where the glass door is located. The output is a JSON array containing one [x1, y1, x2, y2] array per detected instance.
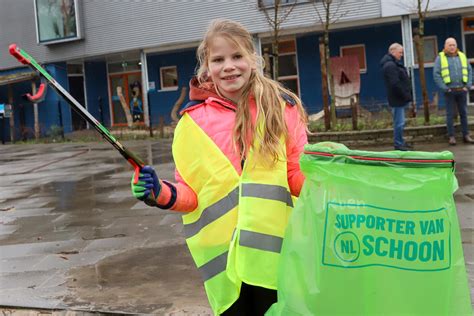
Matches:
[[109, 72, 144, 126]]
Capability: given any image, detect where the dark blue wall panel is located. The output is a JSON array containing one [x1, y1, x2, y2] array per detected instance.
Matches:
[[43, 63, 72, 134], [146, 49, 197, 124], [296, 35, 322, 114], [85, 61, 110, 127]]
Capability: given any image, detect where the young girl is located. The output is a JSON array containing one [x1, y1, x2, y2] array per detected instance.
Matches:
[[131, 19, 308, 315]]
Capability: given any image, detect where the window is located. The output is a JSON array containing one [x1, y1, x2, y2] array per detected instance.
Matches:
[[463, 16, 474, 32], [108, 60, 141, 73], [463, 17, 474, 60], [67, 64, 83, 75], [340, 44, 367, 73], [414, 36, 438, 66], [261, 39, 299, 95], [463, 17, 474, 104], [465, 34, 474, 59], [34, 0, 82, 44], [160, 66, 178, 90]]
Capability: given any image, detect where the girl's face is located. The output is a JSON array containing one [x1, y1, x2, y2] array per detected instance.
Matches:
[[208, 36, 253, 103]]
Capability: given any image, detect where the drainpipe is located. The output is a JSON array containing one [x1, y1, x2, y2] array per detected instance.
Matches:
[[401, 14, 417, 114], [140, 50, 150, 128], [82, 61, 90, 130]]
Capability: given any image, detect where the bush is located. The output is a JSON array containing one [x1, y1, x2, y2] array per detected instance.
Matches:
[[308, 112, 448, 133], [48, 125, 64, 141]]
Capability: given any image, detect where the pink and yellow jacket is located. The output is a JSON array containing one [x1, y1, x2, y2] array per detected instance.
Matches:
[[157, 78, 308, 212]]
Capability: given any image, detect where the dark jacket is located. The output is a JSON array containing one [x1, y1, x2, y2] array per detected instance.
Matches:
[[380, 54, 413, 107]]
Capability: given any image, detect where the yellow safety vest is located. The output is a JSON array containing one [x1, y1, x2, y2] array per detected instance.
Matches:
[[173, 113, 294, 315], [439, 51, 468, 84]]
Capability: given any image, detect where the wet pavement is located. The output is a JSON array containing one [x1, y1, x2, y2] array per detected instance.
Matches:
[[0, 139, 473, 315]]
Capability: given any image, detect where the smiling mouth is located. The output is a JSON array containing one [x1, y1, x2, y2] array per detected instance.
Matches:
[[222, 75, 240, 80]]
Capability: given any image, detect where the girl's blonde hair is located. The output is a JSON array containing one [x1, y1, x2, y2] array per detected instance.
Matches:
[[196, 19, 307, 165]]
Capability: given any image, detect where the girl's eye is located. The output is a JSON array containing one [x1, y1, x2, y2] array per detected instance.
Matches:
[[211, 57, 223, 63], [233, 54, 242, 60]]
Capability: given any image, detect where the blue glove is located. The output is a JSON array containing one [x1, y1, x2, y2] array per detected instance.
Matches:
[[131, 165, 161, 202]]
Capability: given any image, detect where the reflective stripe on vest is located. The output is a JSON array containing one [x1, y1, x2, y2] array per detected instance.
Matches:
[[199, 251, 228, 281], [239, 229, 283, 253], [226, 129, 293, 291], [173, 113, 294, 314], [241, 183, 293, 207], [183, 187, 239, 238], [439, 51, 468, 84]]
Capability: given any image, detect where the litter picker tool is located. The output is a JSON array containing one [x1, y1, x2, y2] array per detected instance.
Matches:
[[9, 43, 157, 202]]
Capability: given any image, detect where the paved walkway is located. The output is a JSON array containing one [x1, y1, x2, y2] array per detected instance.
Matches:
[[0, 139, 472, 315]]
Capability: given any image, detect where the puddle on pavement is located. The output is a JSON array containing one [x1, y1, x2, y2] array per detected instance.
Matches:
[[63, 244, 209, 314], [0, 151, 161, 245]]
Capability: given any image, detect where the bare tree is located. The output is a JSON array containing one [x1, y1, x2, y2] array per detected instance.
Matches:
[[318, 36, 331, 130], [258, 0, 297, 79], [396, 0, 433, 123], [311, 0, 352, 129], [413, 0, 431, 124]]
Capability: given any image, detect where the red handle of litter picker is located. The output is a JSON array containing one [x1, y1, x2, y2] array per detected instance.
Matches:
[[128, 158, 143, 185], [25, 83, 46, 102], [9, 43, 29, 65], [128, 158, 157, 205]]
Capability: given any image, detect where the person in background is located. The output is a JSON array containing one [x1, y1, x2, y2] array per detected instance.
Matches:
[[433, 37, 473, 145], [380, 43, 414, 151], [130, 19, 308, 315]]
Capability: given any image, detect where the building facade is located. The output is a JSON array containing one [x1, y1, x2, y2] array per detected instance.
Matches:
[[0, 0, 473, 141]]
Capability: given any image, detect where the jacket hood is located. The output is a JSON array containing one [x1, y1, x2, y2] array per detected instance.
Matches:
[[180, 77, 237, 114], [380, 54, 396, 67], [189, 77, 222, 102]]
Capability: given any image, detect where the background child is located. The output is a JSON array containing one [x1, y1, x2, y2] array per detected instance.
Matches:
[[131, 19, 308, 315]]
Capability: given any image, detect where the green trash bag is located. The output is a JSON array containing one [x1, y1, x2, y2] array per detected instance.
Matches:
[[267, 142, 472, 316]]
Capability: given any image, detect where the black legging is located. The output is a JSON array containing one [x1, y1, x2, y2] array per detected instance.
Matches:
[[221, 283, 277, 315]]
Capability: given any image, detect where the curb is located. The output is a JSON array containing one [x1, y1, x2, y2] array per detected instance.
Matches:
[[308, 122, 474, 147]]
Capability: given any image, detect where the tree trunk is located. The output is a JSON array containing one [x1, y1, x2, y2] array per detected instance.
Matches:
[[414, 28, 430, 124], [351, 96, 358, 130], [273, 34, 279, 80], [319, 37, 330, 130], [32, 82, 40, 140], [325, 33, 337, 127], [272, 1, 279, 80]]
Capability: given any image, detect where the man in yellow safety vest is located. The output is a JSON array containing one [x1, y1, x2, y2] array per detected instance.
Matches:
[[433, 37, 473, 145]]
